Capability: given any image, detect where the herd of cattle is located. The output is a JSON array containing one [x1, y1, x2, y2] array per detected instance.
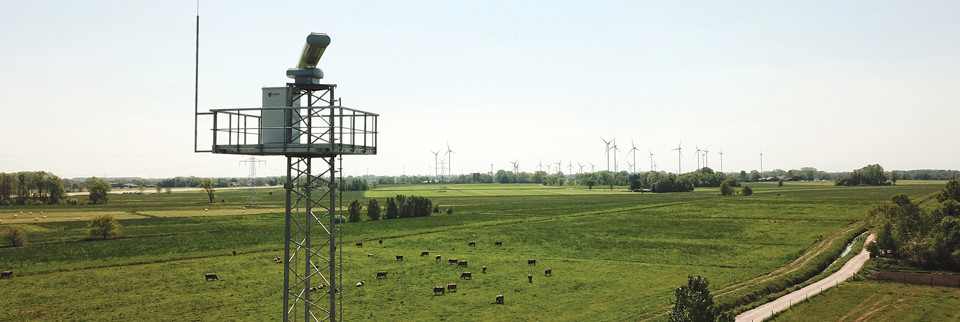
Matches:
[[357, 239, 553, 305], [198, 239, 553, 306]]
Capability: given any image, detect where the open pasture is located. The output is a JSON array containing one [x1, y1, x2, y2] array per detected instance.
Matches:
[[0, 181, 947, 320], [769, 280, 960, 321]]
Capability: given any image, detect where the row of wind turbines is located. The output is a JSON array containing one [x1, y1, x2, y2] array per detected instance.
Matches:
[[426, 139, 766, 178]]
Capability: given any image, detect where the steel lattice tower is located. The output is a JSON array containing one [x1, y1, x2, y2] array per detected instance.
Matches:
[[196, 33, 378, 322]]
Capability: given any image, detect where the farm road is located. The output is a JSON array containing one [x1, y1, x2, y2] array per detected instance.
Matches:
[[735, 234, 876, 322]]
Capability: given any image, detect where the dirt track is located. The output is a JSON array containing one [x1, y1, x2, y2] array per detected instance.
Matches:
[[735, 234, 876, 322]]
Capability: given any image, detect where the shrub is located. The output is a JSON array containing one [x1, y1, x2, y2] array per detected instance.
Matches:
[[88, 215, 121, 240], [446, 206, 454, 215], [0, 199, 10, 206], [720, 180, 733, 196], [778, 180, 784, 187], [367, 199, 381, 221], [433, 204, 440, 213], [742, 186, 753, 196], [1, 226, 27, 246]]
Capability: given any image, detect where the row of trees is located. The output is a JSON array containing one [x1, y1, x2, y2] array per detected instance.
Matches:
[[0, 171, 67, 205], [866, 180, 960, 270], [348, 196, 449, 222]]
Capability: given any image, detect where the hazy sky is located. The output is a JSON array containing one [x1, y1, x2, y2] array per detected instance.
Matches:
[[1, 1, 958, 178]]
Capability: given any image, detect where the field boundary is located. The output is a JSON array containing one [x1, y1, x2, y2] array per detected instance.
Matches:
[[868, 271, 960, 288]]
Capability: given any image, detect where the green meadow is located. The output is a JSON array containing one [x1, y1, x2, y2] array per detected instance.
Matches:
[[0, 181, 947, 320]]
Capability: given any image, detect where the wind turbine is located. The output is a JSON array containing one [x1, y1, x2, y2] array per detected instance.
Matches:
[[600, 137, 613, 172], [718, 149, 724, 173], [628, 139, 640, 173], [703, 146, 710, 169], [648, 149, 655, 174], [538, 160, 544, 172], [695, 143, 702, 170], [578, 163, 584, 174], [672, 140, 683, 175], [612, 139, 620, 173], [759, 149, 764, 173], [568, 160, 573, 175], [431, 150, 440, 177], [590, 163, 595, 173], [555, 159, 562, 174], [445, 143, 454, 178]]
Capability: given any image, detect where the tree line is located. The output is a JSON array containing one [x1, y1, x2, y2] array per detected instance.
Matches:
[[0, 171, 67, 206], [347, 194, 442, 222]]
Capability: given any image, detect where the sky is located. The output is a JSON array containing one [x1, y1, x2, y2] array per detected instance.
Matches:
[[1, 1, 958, 179]]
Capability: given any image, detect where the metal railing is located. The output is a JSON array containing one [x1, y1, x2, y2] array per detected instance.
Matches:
[[207, 105, 378, 155]]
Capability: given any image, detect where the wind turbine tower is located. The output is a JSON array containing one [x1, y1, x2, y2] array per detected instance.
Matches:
[[629, 140, 640, 173], [600, 137, 613, 171], [445, 144, 454, 180], [431, 150, 440, 177], [718, 149, 724, 173], [760, 150, 764, 173], [612, 139, 619, 173], [672, 141, 683, 175]]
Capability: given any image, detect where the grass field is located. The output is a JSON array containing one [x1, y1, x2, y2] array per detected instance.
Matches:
[[769, 280, 960, 321], [0, 181, 948, 320]]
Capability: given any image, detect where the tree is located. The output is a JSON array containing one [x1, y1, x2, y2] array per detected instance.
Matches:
[[890, 171, 900, 185], [198, 178, 216, 203], [0, 173, 13, 203], [348, 199, 362, 222], [86, 177, 111, 204], [367, 199, 381, 221], [742, 186, 753, 196], [778, 180, 784, 187], [668, 275, 732, 322], [937, 179, 960, 203], [385, 197, 398, 219], [719, 180, 733, 196], [88, 215, 121, 240], [1, 226, 27, 246]]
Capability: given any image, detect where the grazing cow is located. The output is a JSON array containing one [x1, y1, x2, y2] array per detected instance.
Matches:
[[496, 294, 504, 304], [433, 286, 446, 295], [356, 242, 363, 247], [495, 241, 503, 246], [368, 253, 374, 257], [379, 239, 383, 245], [446, 283, 457, 292], [232, 250, 237, 256], [396, 255, 404, 261], [376, 271, 388, 279], [273, 257, 284, 264], [420, 251, 430, 256], [458, 260, 468, 268], [528, 274, 533, 283], [544, 268, 552, 276], [1, 271, 13, 278], [435, 255, 442, 261], [356, 281, 365, 287], [317, 284, 325, 289], [448, 258, 458, 264], [468, 241, 476, 247], [527, 259, 537, 266], [460, 272, 472, 280], [309, 287, 317, 292], [482, 266, 487, 274], [205, 273, 219, 281]]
